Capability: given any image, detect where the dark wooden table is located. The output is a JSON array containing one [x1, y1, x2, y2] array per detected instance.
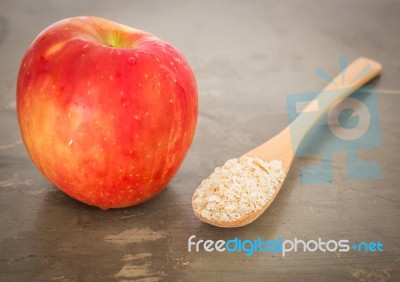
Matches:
[[1, 1, 399, 281]]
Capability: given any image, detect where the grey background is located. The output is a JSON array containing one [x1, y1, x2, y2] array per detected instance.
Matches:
[[1, 0, 399, 281]]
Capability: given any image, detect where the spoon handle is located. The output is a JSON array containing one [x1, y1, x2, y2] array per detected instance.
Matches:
[[289, 57, 382, 152]]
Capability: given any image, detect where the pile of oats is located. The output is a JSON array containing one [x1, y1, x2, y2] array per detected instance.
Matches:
[[192, 156, 286, 222]]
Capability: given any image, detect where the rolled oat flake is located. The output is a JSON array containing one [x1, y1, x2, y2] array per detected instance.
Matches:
[[192, 156, 286, 222]]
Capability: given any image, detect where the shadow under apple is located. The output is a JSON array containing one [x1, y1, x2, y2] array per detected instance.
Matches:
[[29, 182, 189, 281]]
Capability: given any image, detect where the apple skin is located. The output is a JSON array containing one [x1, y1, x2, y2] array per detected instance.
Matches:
[[17, 17, 198, 209]]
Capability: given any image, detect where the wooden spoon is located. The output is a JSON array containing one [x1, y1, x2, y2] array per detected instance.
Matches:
[[192, 57, 382, 228]]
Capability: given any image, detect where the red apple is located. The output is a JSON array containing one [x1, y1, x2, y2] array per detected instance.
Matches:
[[17, 17, 198, 209]]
